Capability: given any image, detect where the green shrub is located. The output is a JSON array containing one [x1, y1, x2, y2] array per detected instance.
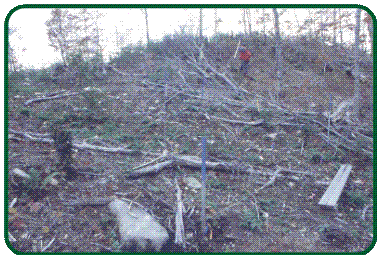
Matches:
[[19, 108, 31, 118], [21, 168, 62, 199], [207, 178, 227, 190], [240, 207, 265, 232], [35, 68, 52, 83], [341, 190, 368, 209]]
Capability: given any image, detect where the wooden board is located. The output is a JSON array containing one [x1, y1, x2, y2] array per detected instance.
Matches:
[[318, 164, 353, 207]]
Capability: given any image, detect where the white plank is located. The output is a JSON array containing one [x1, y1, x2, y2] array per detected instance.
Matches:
[[318, 164, 353, 207]]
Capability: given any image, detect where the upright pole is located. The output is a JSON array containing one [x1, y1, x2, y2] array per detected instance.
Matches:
[[200, 136, 207, 236]]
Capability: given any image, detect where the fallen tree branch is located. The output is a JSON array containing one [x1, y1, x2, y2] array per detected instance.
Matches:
[[319, 133, 373, 158], [207, 113, 264, 126], [255, 175, 277, 193], [74, 141, 144, 156], [62, 196, 114, 207], [24, 92, 80, 106], [126, 160, 174, 179], [132, 151, 168, 171], [9, 129, 159, 156], [41, 237, 56, 252], [361, 203, 373, 221]]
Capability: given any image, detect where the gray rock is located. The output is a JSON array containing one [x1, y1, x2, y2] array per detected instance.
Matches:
[[184, 176, 202, 189], [108, 199, 169, 251]]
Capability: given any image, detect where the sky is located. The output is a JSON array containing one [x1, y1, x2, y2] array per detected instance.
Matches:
[[7, 6, 371, 69]]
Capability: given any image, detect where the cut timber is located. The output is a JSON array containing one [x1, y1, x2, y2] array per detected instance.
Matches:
[[318, 164, 353, 208]]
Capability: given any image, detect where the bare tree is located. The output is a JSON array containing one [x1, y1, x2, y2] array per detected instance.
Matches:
[[246, 9, 252, 35], [353, 8, 362, 104], [214, 9, 218, 35], [46, 8, 99, 65], [242, 9, 248, 35], [46, 9, 72, 65], [199, 9, 203, 43], [333, 9, 337, 46], [273, 8, 283, 100], [8, 27, 18, 72], [262, 9, 268, 43], [143, 9, 150, 45], [363, 12, 374, 55]]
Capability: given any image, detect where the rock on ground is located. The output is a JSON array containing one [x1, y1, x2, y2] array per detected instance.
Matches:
[[108, 199, 169, 251]]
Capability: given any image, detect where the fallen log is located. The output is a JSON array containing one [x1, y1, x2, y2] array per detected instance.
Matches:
[[73, 141, 144, 156], [24, 92, 80, 106], [126, 160, 174, 179], [9, 129, 53, 144], [8, 129, 155, 156]]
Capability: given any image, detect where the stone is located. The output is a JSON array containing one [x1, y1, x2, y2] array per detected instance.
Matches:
[[108, 199, 169, 252], [184, 176, 202, 189]]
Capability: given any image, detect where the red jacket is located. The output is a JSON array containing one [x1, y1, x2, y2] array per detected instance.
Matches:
[[240, 50, 252, 61]]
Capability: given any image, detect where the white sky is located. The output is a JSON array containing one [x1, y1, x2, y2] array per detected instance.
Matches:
[[7, 7, 371, 69]]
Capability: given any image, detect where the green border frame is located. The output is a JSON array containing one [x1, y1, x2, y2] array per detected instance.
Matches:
[[4, 3, 377, 255]]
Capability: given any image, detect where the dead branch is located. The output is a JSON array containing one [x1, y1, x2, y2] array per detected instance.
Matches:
[[8, 232, 16, 242], [207, 113, 264, 126], [127, 160, 174, 179], [319, 133, 373, 158], [62, 196, 114, 207], [24, 91, 80, 106], [361, 203, 373, 221], [9, 129, 53, 144], [41, 237, 56, 252], [132, 151, 168, 171], [74, 141, 145, 156], [9, 129, 51, 138], [9, 129, 158, 156], [255, 175, 278, 193]]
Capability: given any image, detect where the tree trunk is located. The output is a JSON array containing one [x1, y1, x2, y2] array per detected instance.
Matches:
[[144, 9, 150, 45], [339, 9, 343, 45], [242, 9, 247, 35], [214, 9, 218, 35], [247, 9, 252, 35], [262, 9, 267, 44], [353, 9, 362, 103], [333, 9, 337, 47], [366, 13, 374, 56], [199, 9, 203, 43], [273, 8, 282, 100]]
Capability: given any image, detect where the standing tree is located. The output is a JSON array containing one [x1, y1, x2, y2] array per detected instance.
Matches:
[[272, 8, 283, 100], [258, 9, 270, 44], [333, 9, 337, 47], [142, 9, 150, 45], [242, 9, 248, 35], [214, 9, 222, 35], [46, 9, 72, 65], [353, 9, 362, 109], [46, 8, 105, 86], [333, 8, 363, 123], [246, 9, 252, 35], [363, 12, 374, 55], [8, 27, 19, 72], [199, 9, 203, 44], [46, 9, 94, 65]]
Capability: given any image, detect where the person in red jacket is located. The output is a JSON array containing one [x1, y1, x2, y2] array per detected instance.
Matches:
[[239, 45, 252, 76]]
